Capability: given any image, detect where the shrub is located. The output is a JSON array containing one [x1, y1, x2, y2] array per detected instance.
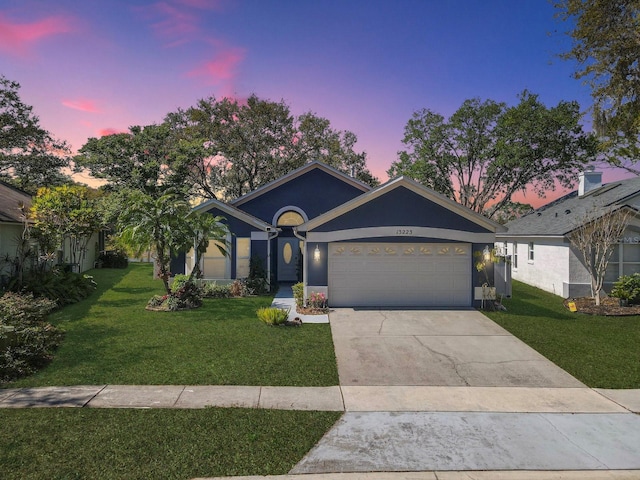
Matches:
[[9, 270, 96, 306], [202, 282, 232, 298], [230, 279, 252, 297], [0, 291, 57, 322], [246, 256, 269, 294], [0, 292, 62, 383], [307, 291, 328, 309], [256, 306, 290, 325], [610, 273, 640, 304], [171, 274, 191, 293], [292, 282, 304, 308], [147, 280, 203, 311], [98, 250, 128, 268]]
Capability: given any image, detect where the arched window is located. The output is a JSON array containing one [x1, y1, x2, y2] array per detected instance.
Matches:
[[276, 210, 305, 227]]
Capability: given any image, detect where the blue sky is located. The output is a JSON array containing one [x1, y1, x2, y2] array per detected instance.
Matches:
[[0, 0, 620, 202]]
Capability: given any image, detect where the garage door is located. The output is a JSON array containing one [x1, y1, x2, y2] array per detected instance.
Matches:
[[328, 242, 472, 307]]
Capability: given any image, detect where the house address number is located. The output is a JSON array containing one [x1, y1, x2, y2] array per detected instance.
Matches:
[[396, 229, 413, 235]]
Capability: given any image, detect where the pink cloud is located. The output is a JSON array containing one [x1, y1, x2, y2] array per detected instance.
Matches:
[[0, 13, 74, 57], [98, 128, 128, 137], [187, 46, 245, 83], [62, 98, 102, 113]]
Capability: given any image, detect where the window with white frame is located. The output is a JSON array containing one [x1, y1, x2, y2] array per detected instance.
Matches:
[[513, 242, 518, 269], [202, 240, 229, 279], [236, 238, 250, 278], [528, 241, 534, 262]]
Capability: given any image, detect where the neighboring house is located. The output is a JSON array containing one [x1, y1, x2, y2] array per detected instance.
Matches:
[[0, 180, 102, 276], [177, 162, 505, 308], [0, 181, 31, 279], [497, 169, 640, 298]]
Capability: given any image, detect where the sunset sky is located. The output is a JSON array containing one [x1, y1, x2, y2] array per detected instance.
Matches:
[[0, 0, 631, 205]]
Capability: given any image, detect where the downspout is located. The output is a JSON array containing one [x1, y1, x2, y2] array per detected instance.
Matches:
[[266, 226, 279, 289]]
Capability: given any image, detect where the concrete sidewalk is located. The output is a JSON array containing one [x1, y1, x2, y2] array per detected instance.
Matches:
[[195, 472, 640, 480], [0, 384, 638, 413]]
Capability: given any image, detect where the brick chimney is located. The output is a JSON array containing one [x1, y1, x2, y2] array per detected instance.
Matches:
[[578, 166, 602, 197]]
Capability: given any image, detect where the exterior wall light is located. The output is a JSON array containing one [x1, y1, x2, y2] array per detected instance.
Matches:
[[314, 245, 321, 262], [483, 245, 491, 263]]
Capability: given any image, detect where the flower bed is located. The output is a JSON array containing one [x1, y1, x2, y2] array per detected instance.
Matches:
[[564, 296, 640, 316]]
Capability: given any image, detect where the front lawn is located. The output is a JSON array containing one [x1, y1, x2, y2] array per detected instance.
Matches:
[[7, 263, 338, 387], [484, 281, 640, 389], [0, 408, 340, 480]]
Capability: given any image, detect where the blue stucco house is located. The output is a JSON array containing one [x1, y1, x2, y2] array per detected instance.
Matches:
[[180, 162, 504, 308]]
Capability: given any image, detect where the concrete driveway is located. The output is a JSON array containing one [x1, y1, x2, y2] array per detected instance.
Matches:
[[329, 308, 584, 387]]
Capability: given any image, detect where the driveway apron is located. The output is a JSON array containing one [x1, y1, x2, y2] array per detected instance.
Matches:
[[329, 308, 584, 387], [289, 308, 640, 474]]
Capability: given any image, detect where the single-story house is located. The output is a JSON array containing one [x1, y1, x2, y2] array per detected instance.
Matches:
[[497, 169, 640, 298], [178, 162, 505, 308]]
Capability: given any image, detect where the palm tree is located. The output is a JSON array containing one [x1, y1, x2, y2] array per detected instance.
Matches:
[[117, 190, 228, 294]]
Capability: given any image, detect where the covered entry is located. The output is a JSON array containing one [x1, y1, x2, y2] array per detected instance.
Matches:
[[328, 242, 472, 307]]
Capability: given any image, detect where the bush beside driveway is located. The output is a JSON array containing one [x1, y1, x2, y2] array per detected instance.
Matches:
[[484, 281, 640, 389]]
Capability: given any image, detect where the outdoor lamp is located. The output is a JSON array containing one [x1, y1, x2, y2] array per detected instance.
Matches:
[[483, 245, 491, 263], [314, 245, 321, 262]]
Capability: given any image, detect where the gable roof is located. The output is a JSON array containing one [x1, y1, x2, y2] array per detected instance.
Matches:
[[501, 176, 640, 237], [0, 181, 31, 223], [297, 175, 505, 233], [192, 197, 274, 231], [230, 161, 371, 207]]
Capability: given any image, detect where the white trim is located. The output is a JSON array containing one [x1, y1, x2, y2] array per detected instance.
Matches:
[[251, 231, 269, 240], [272, 205, 309, 226], [306, 226, 496, 243]]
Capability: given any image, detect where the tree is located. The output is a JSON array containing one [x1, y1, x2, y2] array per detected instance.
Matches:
[[293, 112, 379, 186], [76, 124, 177, 198], [0, 75, 70, 193], [486, 201, 534, 225], [115, 190, 228, 294], [568, 205, 632, 305], [30, 185, 104, 271], [164, 95, 378, 201], [388, 92, 598, 218], [555, 0, 640, 159]]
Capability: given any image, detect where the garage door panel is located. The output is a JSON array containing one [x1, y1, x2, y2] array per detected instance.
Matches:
[[328, 242, 472, 307]]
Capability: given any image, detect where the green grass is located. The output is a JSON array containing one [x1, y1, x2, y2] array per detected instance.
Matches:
[[484, 281, 640, 389], [7, 263, 338, 387], [0, 408, 341, 480]]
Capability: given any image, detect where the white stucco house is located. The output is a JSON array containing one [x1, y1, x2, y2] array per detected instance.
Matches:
[[497, 169, 640, 298]]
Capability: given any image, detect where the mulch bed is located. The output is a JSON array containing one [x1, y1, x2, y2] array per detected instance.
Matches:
[[564, 296, 640, 316], [296, 306, 330, 315]]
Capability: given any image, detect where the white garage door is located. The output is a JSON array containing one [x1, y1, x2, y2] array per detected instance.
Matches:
[[328, 242, 472, 307]]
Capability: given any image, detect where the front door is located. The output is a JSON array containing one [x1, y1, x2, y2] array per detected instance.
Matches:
[[278, 238, 300, 282]]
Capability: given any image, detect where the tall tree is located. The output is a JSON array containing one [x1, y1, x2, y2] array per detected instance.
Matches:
[[165, 95, 298, 200], [165, 96, 378, 201], [0, 75, 70, 193], [293, 112, 378, 186], [388, 92, 598, 218], [555, 0, 640, 162], [76, 124, 176, 198]]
